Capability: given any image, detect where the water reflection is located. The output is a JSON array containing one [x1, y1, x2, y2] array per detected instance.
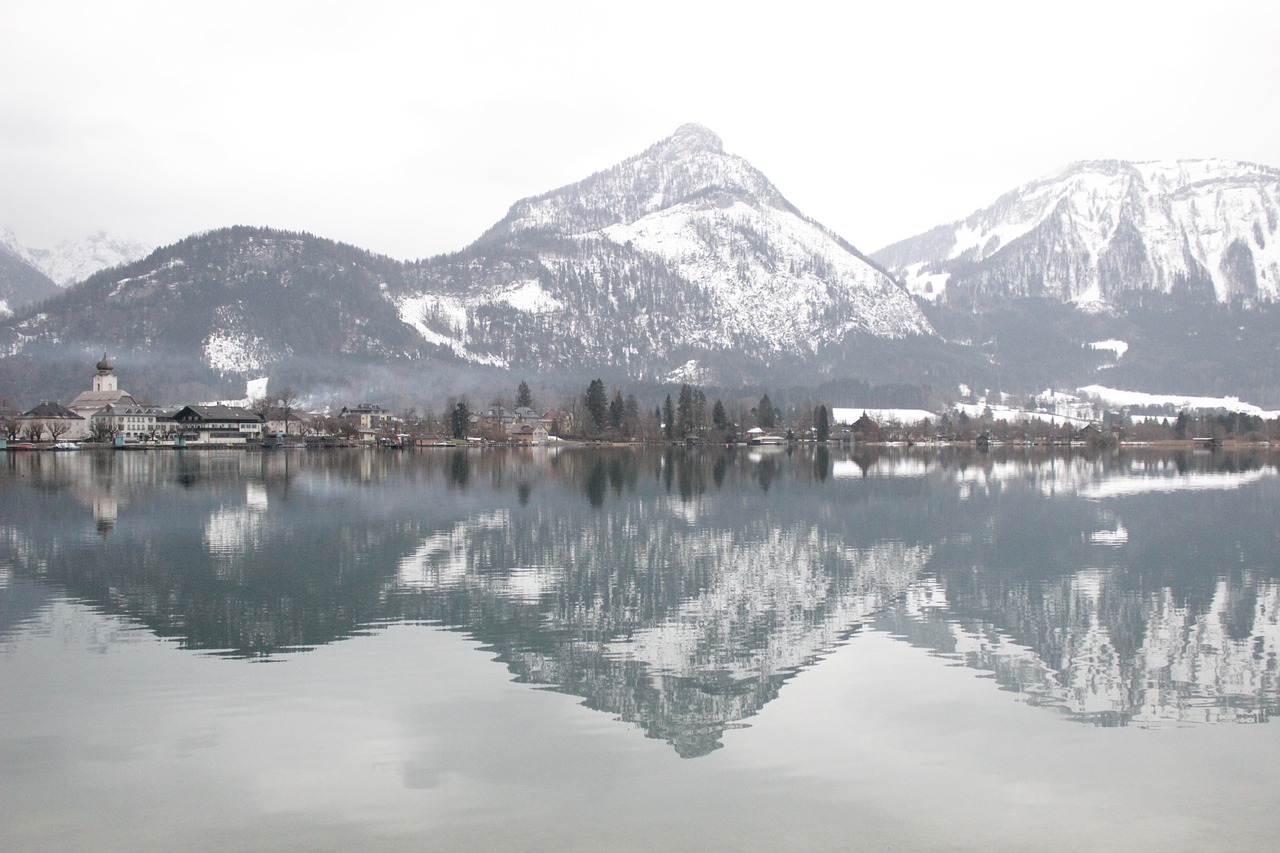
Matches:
[[1, 445, 1277, 753]]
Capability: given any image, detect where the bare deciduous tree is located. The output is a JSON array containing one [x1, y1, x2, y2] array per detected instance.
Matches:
[[276, 387, 299, 435]]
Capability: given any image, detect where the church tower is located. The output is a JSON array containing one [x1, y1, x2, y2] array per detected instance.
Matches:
[[93, 352, 117, 393]]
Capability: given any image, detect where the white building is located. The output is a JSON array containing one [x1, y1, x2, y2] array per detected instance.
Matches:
[[172, 405, 264, 444], [67, 353, 139, 439]]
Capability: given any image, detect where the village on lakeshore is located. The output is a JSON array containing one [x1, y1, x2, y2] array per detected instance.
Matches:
[[1, 354, 1277, 452]]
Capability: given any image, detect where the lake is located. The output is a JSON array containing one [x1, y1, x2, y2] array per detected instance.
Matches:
[[2, 444, 1278, 851]]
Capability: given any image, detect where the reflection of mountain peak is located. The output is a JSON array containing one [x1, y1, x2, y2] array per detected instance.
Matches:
[[6, 445, 1279, 749], [883, 573, 1280, 726], [396, 504, 931, 756]]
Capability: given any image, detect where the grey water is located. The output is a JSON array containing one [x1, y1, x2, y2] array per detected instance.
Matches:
[[1, 445, 1278, 851]]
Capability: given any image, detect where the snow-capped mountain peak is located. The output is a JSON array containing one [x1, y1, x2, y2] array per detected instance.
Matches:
[[665, 121, 724, 154], [417, 124, 933, 377], [484, 123, 800, 243], [875, 158, 1280, 308], [1, 227, 153, 287]]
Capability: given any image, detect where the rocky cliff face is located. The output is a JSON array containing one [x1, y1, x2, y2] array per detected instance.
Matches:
[[875, 159, 1280, 309], [1, 227, 152, 288]]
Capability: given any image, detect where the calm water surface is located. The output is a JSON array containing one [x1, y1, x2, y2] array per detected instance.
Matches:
[[1, 445, 1278, 851]]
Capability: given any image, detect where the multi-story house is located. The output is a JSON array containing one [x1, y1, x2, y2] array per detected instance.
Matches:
[[172, 405, 264, 444]]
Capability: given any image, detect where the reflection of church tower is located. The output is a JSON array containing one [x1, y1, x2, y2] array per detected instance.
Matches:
[[93, 492, 118, 538], [93, 353, 117, 393]]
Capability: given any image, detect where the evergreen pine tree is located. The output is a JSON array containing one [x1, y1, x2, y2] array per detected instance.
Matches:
[[712, 399, 727, 430], [676, 384, 694, 436], [608, 390, 625, 431], [584, 379, 608, 433], [758, 393, 776, 429], [815, 404, 830, 442], [515, 380, 533, 409]]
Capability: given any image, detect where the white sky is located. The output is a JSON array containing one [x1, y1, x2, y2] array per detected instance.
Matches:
[[2, 0, 1278, 261]]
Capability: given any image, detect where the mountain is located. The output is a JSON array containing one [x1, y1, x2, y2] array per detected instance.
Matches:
[[869, 160, 1280, 405], [1, 228, 154, 288], [7, 136, 1277, 408], [0, 125, 943, 402], [873, 159, 1280, 310], [0, 242, 58, 317], [0, 227, 443, 402], [1, 228, 152, 318], [391, 123, 933, 380]]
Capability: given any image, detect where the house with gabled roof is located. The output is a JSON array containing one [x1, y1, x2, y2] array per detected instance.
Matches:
[[172, 405, 264, 444], [92, 403, 180, 442], [18, 400, 85, 442], [338, 403, 393, 431]]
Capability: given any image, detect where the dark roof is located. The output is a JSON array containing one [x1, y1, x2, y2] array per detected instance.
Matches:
[[22, 400, 83, 420], [96, 403, 179, 417], [174, 405, 263, 423]]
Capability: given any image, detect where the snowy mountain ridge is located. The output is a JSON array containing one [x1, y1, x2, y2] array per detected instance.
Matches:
[[1, 227, 153, 288], [875, 158, 1280, 308], [429, 122, 932, 370]]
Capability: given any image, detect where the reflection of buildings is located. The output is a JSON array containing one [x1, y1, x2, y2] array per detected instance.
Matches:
[[92, 492, 120, 537], [204, 483, 269, 581]]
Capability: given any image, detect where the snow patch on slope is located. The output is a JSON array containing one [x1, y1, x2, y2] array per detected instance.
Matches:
[[601, 197, 930, 346], [203, 331, 271, 373], [496, 279, 562, 314], [1088, 340, 1129, 359], [395, 293, 508, 367]]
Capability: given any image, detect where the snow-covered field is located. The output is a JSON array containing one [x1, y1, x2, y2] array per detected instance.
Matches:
[[832, 407, 935, 426], [1078, 385, 1280, 418]]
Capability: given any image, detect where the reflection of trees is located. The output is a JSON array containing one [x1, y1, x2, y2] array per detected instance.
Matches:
[[3, 446, 934, 756], [2, 451, 408, 656], [447, 449, 470, 489], [813, 446, 830, 482], [4, 444, 1277, 745]]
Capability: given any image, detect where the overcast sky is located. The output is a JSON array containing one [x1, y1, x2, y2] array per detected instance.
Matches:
[[3, 1, 1278, 260]]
